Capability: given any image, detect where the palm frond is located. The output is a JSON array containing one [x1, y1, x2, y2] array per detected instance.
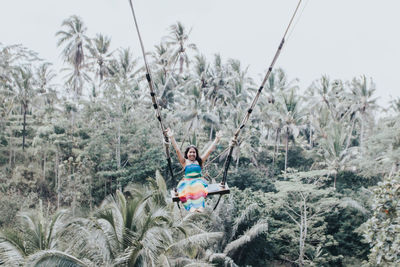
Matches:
[[0, 231, 25, 266], [231, 203, 259, 240], [339, 197, 368, 214], [167, 232, 223, 253], [208, 253, 239, 267], [25, 250, 90, 267], [61, 218, 113, 264], [170, 257, 215, 267], [224, 222, 268, 256]]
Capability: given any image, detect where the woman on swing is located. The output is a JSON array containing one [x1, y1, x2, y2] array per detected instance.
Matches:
[[166, 128, 222, 212]]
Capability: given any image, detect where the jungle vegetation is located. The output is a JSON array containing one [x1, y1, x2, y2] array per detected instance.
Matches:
[[0, 16, 399, 266]]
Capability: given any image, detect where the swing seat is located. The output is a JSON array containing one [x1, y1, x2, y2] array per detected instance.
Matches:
[[171, 183, 230, 202]]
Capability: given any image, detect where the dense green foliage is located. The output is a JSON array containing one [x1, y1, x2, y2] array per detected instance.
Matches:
[[1, 16, 400, 266]]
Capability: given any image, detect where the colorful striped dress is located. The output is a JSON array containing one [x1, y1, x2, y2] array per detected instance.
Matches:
[[177, 162, 208, 211]]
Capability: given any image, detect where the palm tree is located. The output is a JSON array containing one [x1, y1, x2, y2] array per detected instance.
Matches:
[[264, 68, 297, 103], [153, 42, 171, 77], [0, 206, 83, 266], [348, 75, 378, 148], [354, 115, 400, 178], [316, 122, 353, 189], [56, 15, 89, 99], [308, 76, 348, 123], [165, 22, 197, 74], [199, 201, 268, 266], [80, 174, 176, 266], [35, 63, 58, 117], [276, 88, 305, 173], [86, 33, 113, 97], [62, 174, 220, 266], [0, 44, 40, 168], [105, 48, 140, 173], [193, 54, 209, 90], [12, 66, 37, 151], [389, 97, 400, 113]]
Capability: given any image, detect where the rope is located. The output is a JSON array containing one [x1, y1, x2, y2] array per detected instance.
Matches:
[[287, 0, 310, 42], [221, 0, 304, 186], [204, 146, 230, 168], [128, 0, 175, 181]]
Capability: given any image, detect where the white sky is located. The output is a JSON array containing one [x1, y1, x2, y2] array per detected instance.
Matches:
[[2, 0, 400, 108]]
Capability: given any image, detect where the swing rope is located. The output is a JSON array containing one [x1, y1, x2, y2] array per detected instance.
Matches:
[[221, 0, 304, 187], [128, 0, 175, 182]]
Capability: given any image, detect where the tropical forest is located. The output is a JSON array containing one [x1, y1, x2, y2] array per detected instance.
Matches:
[[0, 14, 399, 267]]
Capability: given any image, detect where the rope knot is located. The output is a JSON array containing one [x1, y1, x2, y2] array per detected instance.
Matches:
[[230, 138, 238, 147]]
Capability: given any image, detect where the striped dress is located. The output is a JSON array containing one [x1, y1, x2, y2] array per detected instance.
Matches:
[[177, 161, 208, 211]]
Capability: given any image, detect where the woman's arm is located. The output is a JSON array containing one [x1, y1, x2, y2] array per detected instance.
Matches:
[[201, 131, 222, 162], [166, 128, 186, 167]]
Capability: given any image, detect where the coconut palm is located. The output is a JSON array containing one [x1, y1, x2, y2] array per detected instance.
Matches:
[[12, 66, 37, 151], [175, 55, 225, 145], [264, 68, 297, 104], [152, 42, 171, 78], [191, 54, 209, 90], [56, 15, 90, 99], [389, 97, 400, 113], [89, 182, 175, 265], [57, 187, 169, 266], [106, 48, 140, 96], [316, 121, 354, 189], [348, 75, 378, 148], [275, 88, 305, 173], [165, 22, 197, 74], [354, 115, 400, 177], [104, 48, 140, 173], [206, 54, 234, 108], [34, 63, 58, 117], [61, 173, 221, 266], [0, 207, 81, 266], [308, 76, 349, 123], [199, 201, 268, 266], [86, 34, 113, 98]]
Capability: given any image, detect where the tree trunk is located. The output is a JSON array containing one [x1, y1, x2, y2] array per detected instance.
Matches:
[[116, 122, 121, 170], [285, 128, 289, 173], [236, 153, 240, 170], [72, 163, 76, 216], [273, 128, 280, 165], [299, 216, 304, 267], [179, 55, 184, 74], [360, 116, 364, 148], [298, 194, 307, 267], [333, 171, 337, 189], [22, 104, 27, 151], [8, 130, 13, 169], [104, 177, 107, 199], [55, 149, 60, 210], [116, 122, 121, 191], [42, 153, 46, 180], [89, 175, 93, 211], [345, 118, 356, 150]]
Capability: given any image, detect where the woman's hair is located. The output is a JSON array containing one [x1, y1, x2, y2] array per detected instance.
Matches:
[[184, 145, 203, 167]]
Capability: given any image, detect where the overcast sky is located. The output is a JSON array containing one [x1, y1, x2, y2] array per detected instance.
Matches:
[[2, 0, 399, 108]]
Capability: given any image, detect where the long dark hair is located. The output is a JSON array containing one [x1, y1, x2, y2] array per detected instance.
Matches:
[[184, 145, 203, 167]]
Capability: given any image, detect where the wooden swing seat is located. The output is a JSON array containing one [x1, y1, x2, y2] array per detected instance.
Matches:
[[171, 183, 230, 202]]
